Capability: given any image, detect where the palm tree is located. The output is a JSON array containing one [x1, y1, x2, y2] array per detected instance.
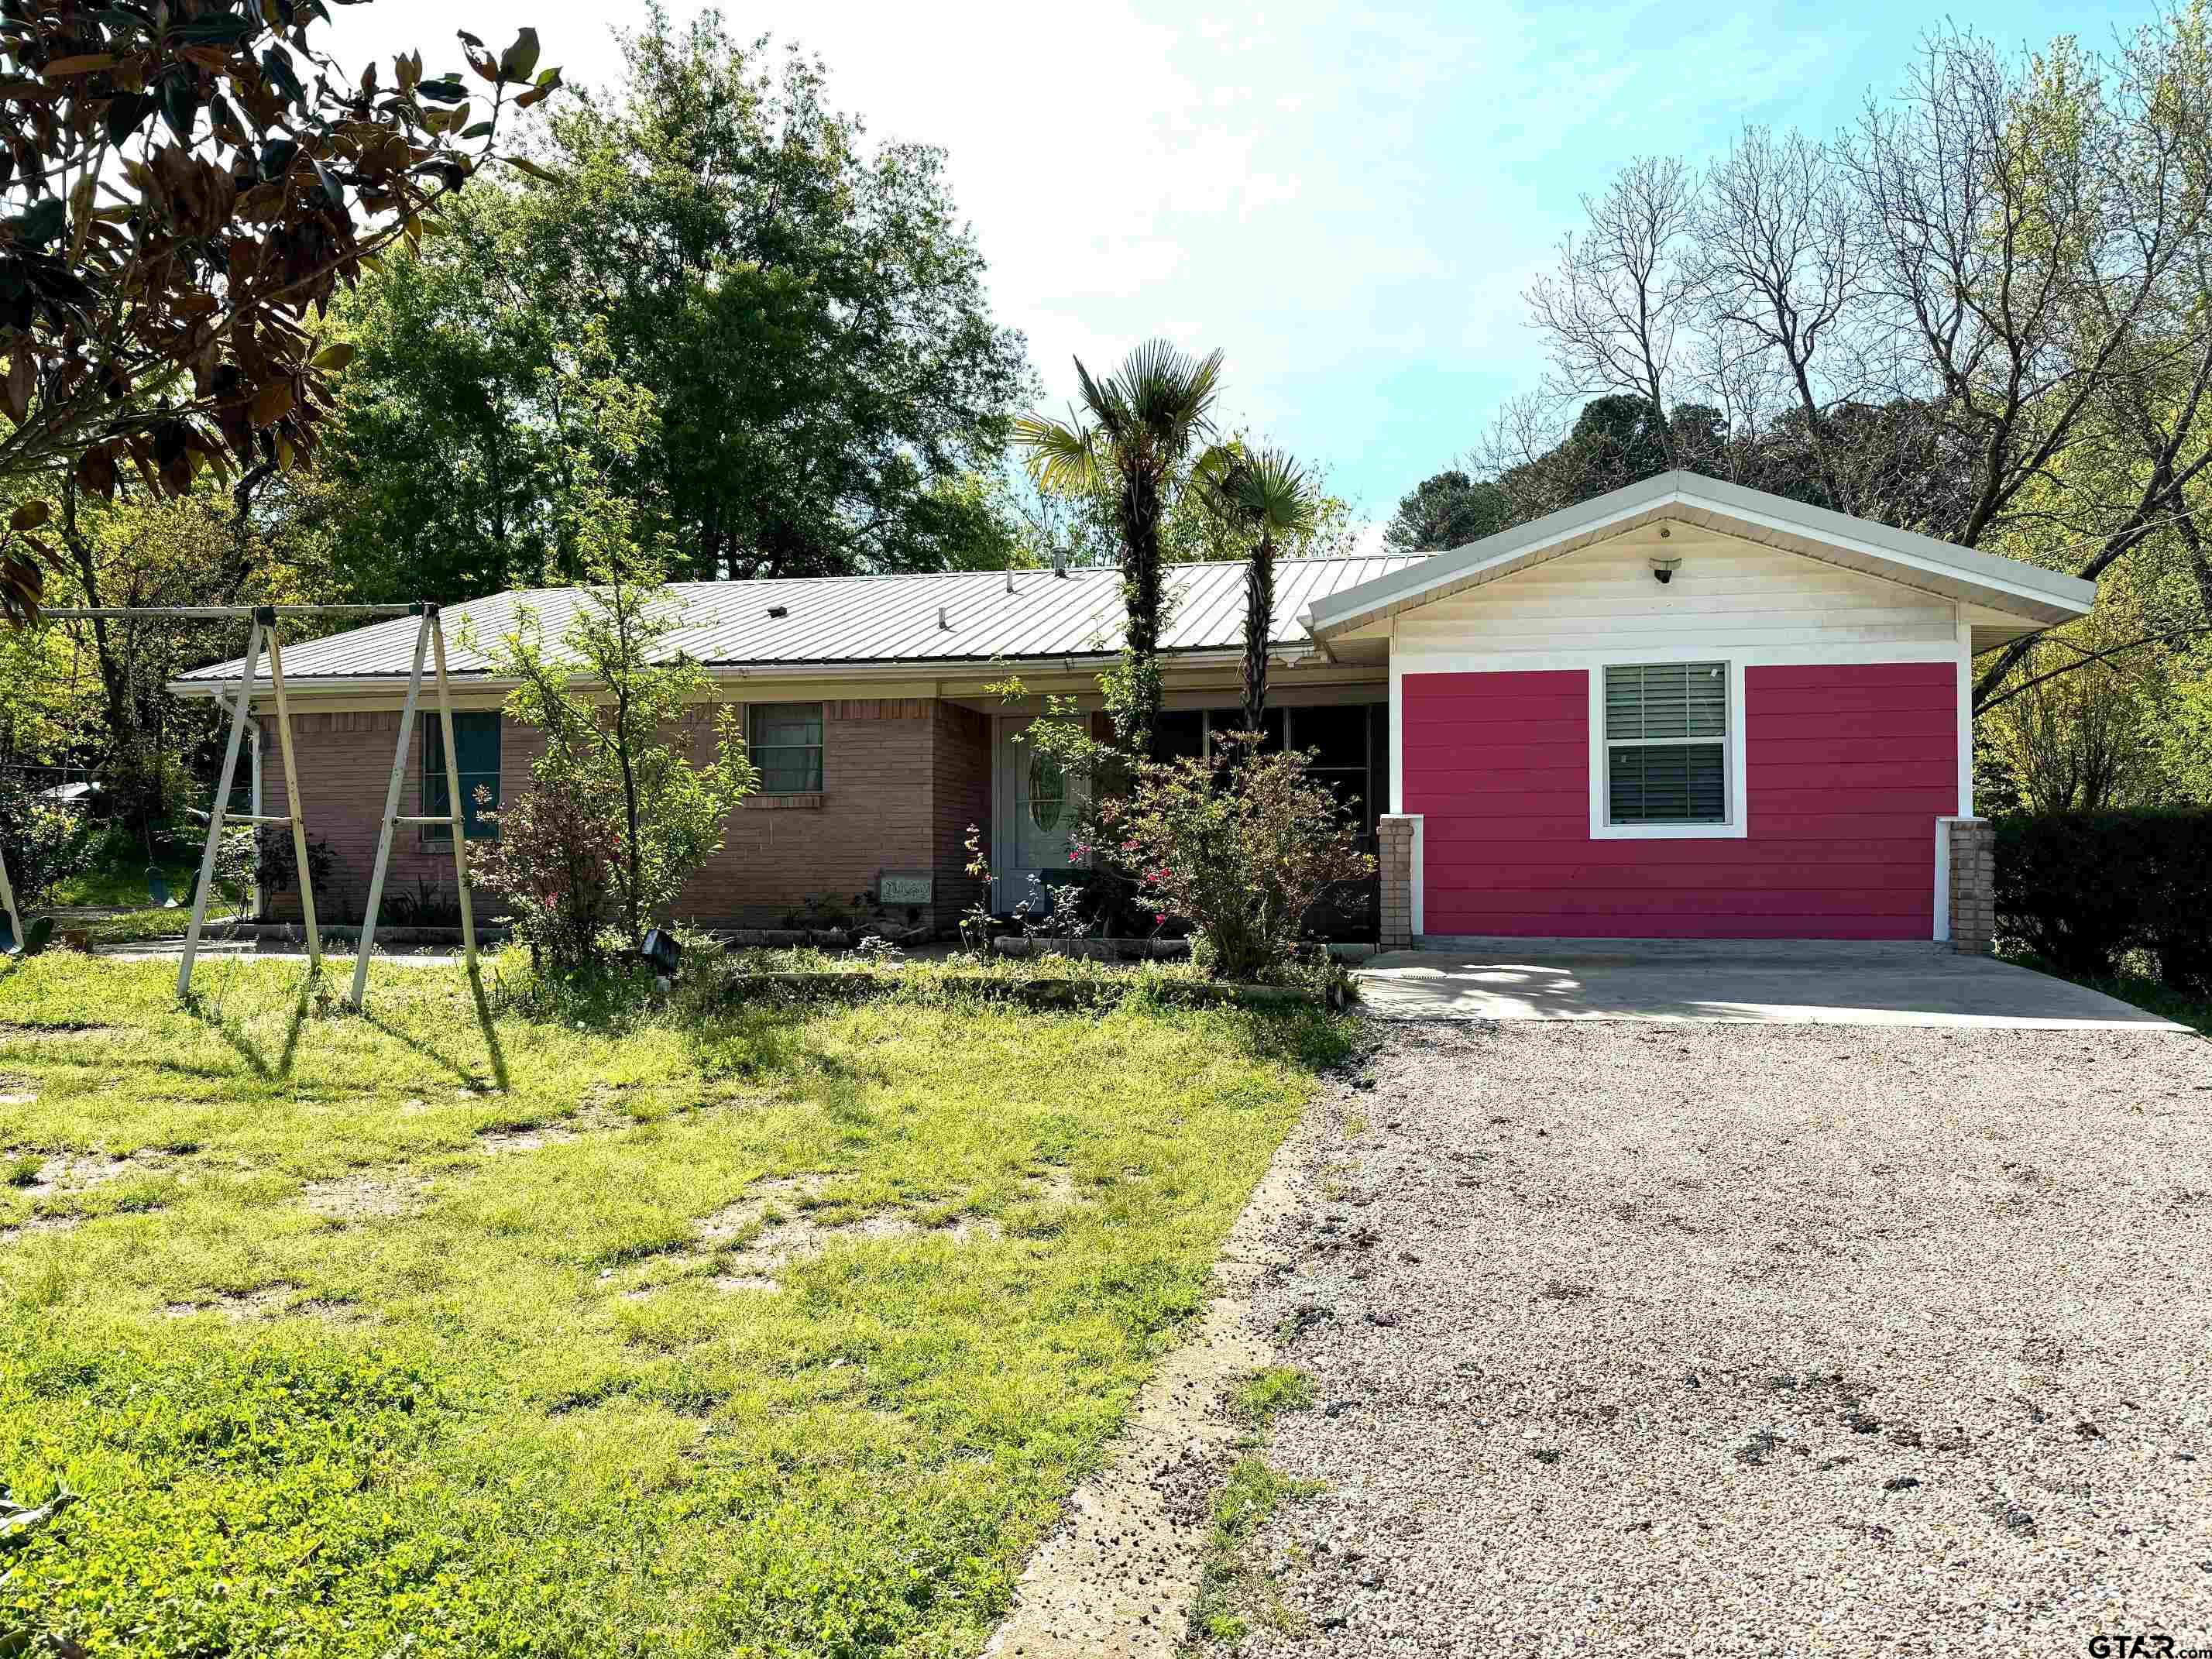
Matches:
[[1201, 446, 1318, 731], [1012, 340, 1226, 760]]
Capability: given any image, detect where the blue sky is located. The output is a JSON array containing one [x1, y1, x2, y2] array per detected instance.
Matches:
[[328, 0, 2157, 541]]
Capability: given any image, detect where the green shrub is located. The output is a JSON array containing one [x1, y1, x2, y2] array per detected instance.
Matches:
[[1092, 734, 1374, 984], [0, 775, 91, 909], [1993, 809, 2212, 988]]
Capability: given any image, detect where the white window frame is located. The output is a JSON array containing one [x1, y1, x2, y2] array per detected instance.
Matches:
[[1587, 658, 1748, 840]]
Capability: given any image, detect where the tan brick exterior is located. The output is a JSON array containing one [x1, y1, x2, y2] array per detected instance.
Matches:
[[259, 696, 993, 934], [1378, 814, 1419, 950], [1947, 816, 1996, 955]]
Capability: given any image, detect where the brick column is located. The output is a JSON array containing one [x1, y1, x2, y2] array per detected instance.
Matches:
[[1377, 814, 1420, 950], [1947, 816, 1995, 955]]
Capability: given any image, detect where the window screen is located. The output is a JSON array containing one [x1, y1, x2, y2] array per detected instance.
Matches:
[[422, 713, 501, 840], [750, 702, 824, 793], [1604, 663, 1726, 825]]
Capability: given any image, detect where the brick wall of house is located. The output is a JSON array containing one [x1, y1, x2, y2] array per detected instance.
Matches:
[[930, 702, 994, 927], [258, 708, 542, 925], [261, 695, 993, 934]]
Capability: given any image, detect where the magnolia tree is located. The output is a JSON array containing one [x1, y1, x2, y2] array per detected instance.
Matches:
[[1092, 734, 1374, 982], [0, 2, 562, 622]]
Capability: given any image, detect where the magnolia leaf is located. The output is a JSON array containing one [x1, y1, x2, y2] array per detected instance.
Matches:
[[514, 71, 561, 110], [312, 342, 356, 371], [498, 27, 540, 83], [249, 379, 294, 428], [415, 74, 465, 105], [2, 352, 32, 423], [9, 500, 50, 532], [159, 72, 198, 143], [175, 16, 254, 43], [460, 121, 493, 139], [500, 155, 567, 187], [260, 44, 304, 105], [104, 89, 151, 144], [0, 554, 43, 627], [42, 53, 116, 77], [18, 198, 65, 250], [76, 448, 117, 500]]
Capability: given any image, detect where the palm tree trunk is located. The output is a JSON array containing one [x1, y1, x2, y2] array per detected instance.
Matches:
[[1242, 531, 1273, 731], [1117, 469, 1166, 760]]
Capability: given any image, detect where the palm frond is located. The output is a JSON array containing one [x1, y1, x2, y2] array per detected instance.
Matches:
[[1012, 410, 1101, 496], [1237, 447, 1320, 537]]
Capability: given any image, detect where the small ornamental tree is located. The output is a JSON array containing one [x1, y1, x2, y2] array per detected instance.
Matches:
[[0, 3, 563, 623], [471, 422, 754, 968], [1094, 733, 1375, 981]]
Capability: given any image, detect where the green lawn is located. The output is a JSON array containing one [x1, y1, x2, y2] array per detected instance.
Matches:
[[0, 953, 1347, 1657]]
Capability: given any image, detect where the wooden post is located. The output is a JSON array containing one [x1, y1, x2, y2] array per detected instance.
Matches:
[[350, 611, 433, 1009], [429, 612, 479, 977], [263, 618, 321, 973], [0, 841, 22, 955], [180, 618, 261, 998]]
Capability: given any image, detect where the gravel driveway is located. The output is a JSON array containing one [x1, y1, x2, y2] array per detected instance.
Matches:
[[1229, 1020, 2212, 1657]]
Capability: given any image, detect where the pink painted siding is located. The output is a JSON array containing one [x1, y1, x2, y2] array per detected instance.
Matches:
[[1405, 662, 1958, 939]]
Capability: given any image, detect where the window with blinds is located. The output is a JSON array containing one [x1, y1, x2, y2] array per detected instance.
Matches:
[[1603, 663, 1727, 825], [749, 702, 825, 793]]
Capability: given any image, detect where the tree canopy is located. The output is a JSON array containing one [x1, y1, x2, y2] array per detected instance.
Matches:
[[1472, 5, 2212, 722], [319, 9, 1032, 599], [1381, 468, 1509, 552]]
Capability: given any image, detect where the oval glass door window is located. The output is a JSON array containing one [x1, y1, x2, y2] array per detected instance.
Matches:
[[1027, 753, 1066, 832]]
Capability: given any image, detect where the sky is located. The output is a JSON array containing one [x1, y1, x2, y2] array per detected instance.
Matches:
[[325, 0, 2159, 544]]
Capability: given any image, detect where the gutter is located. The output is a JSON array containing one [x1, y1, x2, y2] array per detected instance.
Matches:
[[167, 644, 1334, 700]]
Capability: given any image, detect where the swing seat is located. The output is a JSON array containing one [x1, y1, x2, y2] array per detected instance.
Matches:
[[1, 916, 53, 958]]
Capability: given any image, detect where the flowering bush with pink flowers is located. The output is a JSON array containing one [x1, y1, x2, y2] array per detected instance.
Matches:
[[1092, 733, 1373, 981]]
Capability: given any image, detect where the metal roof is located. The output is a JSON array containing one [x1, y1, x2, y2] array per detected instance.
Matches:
[[177, 555, 1429, 687]]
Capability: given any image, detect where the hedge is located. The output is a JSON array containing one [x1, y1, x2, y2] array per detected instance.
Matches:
[[1993, 809, 2212, 991]]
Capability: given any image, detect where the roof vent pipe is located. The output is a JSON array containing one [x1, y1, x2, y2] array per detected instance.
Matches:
[[938, 606, 950, 630]]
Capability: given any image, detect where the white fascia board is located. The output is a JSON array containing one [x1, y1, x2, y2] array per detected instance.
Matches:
[[165, 647, 1264, 702], [1305, 471, 2097, 638]]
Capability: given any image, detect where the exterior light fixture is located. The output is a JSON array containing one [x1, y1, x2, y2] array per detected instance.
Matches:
[[1650, 557, 1681, 585]]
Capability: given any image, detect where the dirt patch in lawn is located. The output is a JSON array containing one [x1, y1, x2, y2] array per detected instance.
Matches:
[[475, 1102, 637, 1154], [162, 1283, 304, 1321], [693, 1176, 1008, 1293], [304, 1173, 433, 1221]]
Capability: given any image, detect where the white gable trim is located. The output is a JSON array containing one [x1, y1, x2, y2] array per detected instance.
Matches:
[[1308, 471, 2096, 638]]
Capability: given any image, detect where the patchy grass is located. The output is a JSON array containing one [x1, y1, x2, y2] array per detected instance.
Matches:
[[0, 950, 1349, 1658], [1186, 1369, 1322, 1650], [2001, 950, 2212, 1037]]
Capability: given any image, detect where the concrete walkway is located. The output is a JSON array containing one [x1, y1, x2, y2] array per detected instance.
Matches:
[[1356, 939, 2187, 1029]]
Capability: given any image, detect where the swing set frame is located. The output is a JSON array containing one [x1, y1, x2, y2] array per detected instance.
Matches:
[[0, 600, 478, 1007]]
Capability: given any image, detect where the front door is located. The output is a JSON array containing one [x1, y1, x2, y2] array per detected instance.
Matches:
[[991, 716, 1083, 914]]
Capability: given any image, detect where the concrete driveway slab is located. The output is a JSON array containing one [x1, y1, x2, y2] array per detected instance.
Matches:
[[1357, 939, 2184, 1029]]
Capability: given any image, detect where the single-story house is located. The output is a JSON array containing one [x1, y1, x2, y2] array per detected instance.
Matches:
[[174, 470, 2094, 947]]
